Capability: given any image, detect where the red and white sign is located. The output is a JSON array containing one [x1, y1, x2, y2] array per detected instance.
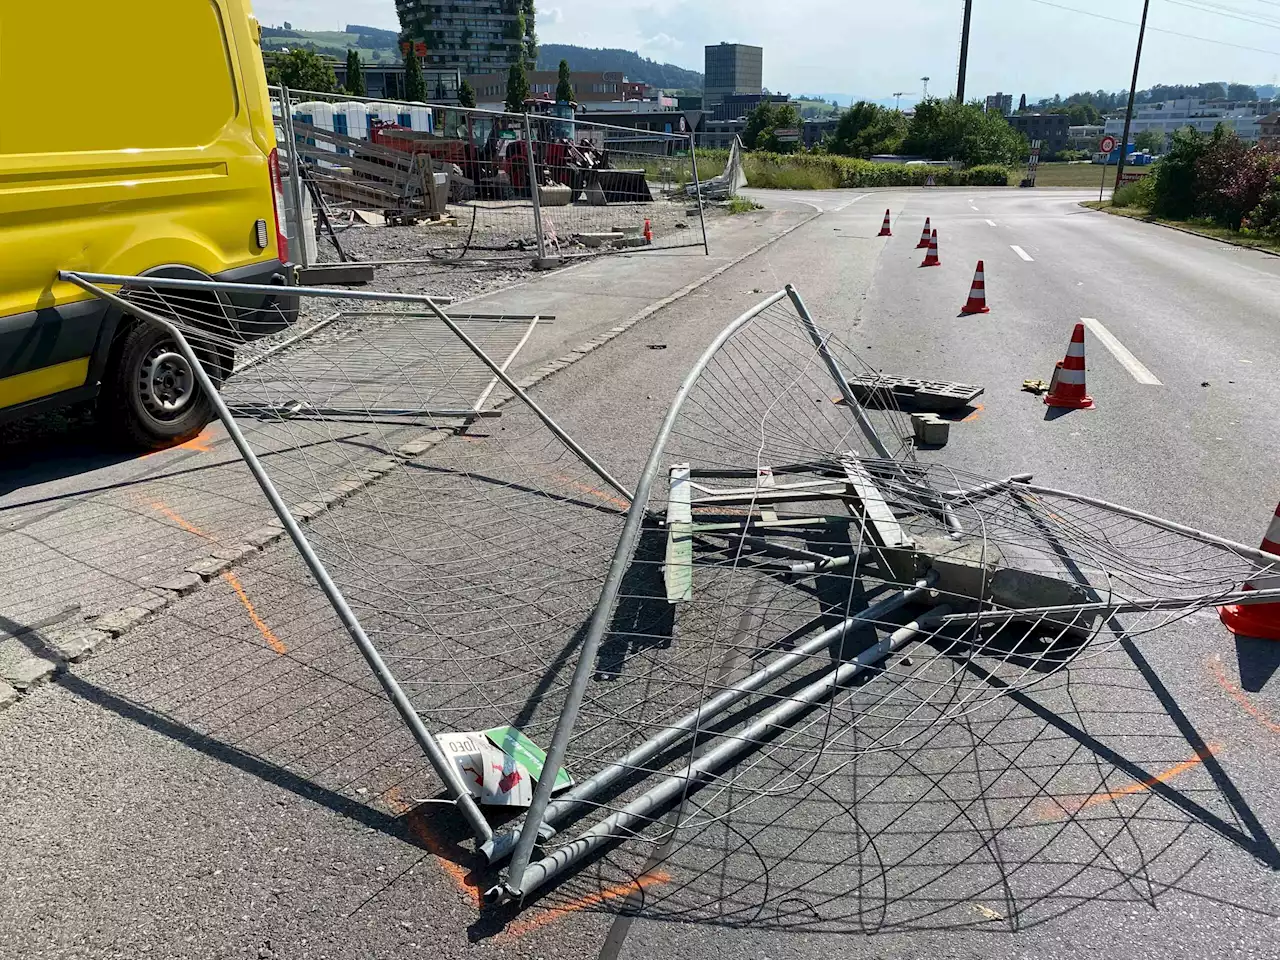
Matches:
[[1100, 135, 1117, 153]]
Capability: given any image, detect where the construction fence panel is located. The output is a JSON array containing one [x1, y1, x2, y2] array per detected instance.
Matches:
[[270, 88, 708, 266]]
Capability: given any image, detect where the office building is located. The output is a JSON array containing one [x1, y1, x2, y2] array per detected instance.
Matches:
[[1006, 113, 1070, 156], [395, 0, 532, 76], [704, 43, 763, 111], [985, 92, 1013, 116], [467, 70, 647, 110], [333, 62, 461, 102]]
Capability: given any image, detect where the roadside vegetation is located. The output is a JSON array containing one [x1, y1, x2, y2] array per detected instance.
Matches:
[[1090, 127, 1280, 254], [727, 196, 764, 215]]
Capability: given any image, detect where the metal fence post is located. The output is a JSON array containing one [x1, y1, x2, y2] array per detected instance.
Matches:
[[523, 113, 550, 266], [689, 133, 710, 256], [278, 85, 311, 269]]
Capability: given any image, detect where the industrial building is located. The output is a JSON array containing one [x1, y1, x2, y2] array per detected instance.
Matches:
[[984, 92, 1013, 116], [394, 0, 531, 76], [704, 43, 763, 111], [1102, 97, 1278, 144]]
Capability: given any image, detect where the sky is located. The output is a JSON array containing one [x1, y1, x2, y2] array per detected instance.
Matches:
[[252, 0, 1280, 101]]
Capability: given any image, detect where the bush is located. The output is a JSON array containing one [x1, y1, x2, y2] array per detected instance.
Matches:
[[1151, 128, 1206, 219], [727, 196, 763, 214], [1111, 174, 1156, 208], [958, 164, 1012, 186]]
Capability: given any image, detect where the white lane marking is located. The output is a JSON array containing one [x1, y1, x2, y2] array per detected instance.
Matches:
[[985, 219, 997, 227], [833, 193, 868, 212], [1010, 245, 1034, 261], [1080, 317, 1163, 385]]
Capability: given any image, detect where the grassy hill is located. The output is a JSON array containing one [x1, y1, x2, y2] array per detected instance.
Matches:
[[535, 44, 702, 90], [259, 28, 705, 89]]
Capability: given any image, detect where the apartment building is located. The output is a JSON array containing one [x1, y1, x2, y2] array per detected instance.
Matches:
[[395, 0, 532, 76]]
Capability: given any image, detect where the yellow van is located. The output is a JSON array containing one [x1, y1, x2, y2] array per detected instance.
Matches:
[[0, 0, 296, 448]]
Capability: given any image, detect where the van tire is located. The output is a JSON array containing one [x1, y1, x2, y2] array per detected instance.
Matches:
[[101, 322, 215, 450]]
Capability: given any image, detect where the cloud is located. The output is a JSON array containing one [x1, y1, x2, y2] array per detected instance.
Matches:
[[639, 33, 684, 52], [538, 6, 565, 23]]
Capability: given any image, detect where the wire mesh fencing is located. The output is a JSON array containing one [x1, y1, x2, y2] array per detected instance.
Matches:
[[56, 273, 1280, 917], [270, 87, 709, 268]]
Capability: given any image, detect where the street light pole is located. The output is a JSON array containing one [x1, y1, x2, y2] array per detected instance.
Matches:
[[956, 0, 974, 103], [1115, 0, 1151, 193]]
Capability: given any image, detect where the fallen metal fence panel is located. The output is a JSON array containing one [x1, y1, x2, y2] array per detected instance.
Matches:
[[56, 270, 1280, 914], [59, 269, 633, 847]]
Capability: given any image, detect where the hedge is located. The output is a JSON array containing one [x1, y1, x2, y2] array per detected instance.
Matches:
[[689, 149, 1010, 189]]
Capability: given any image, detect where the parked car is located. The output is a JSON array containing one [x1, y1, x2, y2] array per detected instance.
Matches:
[[0, 0, 297, 449]]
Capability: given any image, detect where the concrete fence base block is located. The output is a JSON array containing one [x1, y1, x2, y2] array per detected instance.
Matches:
[[44, 626, 109, 663], [7, 656, 61, 692], [911, 413, 951, 447]]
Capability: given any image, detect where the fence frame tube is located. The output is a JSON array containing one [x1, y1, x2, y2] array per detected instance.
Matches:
[[689, 133, 710, 256], [61, 272, 494, 846]]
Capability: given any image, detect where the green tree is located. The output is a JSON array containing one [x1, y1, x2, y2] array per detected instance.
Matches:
[[345, 49, 366, 97], [1151, 127, 1206, 219], [1134, 129, 1165, 154], [521, 0, 539, 65], [903, 98, 1027, 166], [742, 101, 778, 150], [459, 78, 477, 108], [505, 60, 530, 112], [404, 44, 427, 101], [266, 48, 337, 93], [761, 103, 802, 153], [827, 101, 907, 158], [556, 59, 574, 102]]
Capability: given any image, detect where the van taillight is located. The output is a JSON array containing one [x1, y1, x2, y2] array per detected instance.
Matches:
[[268, 148, 289, 262]]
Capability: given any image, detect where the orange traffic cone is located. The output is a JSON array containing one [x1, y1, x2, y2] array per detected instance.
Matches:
[[1044, 323, 1094, 409], [1219, 504, 1280, 641], [920, 229, 940, 267], [643, 219, 653, 243], [879, 209, 892, 237], [960, 260, 990, 314], [916, 217, 932, 248]]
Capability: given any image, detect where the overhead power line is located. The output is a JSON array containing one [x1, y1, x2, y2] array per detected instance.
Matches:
[[1162, 0, 1280, 30], [1024, 0, 1280, 56]]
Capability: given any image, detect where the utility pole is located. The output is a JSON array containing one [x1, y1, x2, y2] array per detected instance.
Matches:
[[956, 0, 974, 103], [1115, 0, 1151, 193]]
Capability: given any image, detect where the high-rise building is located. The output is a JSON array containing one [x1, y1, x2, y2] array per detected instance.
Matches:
[[704, 43, 763, 110], [985, 92, 1013, 116], [396, 0, 535, 77]]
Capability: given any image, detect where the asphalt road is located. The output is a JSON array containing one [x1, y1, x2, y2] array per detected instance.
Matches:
[[3, 188, 1280, 960]]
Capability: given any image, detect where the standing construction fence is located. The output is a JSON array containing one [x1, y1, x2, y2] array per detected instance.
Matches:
[[271, 87, 710, 268]]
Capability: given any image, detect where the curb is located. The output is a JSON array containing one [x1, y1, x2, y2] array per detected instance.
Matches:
[[0, 208, 822, 712], [1081, 203, 1280, 259]]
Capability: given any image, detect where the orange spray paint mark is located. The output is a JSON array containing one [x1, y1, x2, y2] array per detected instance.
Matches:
[[141, 427, 215, 457], [557, 477, 630, 511], [1210, 655, 1280, 734], [497, 870, 673, 942], [222, 571, 287, 655], [963, 403, 985, 423], [383, 786, 481, 907], [149, 501, 210, 539], [1034, 745, 1218, 821]]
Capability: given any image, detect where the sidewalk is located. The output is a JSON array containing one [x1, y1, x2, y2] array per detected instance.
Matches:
[[0, 207, 815, 701]]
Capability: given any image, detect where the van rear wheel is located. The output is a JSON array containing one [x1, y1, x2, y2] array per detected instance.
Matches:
[[101, 322, 215, 450]]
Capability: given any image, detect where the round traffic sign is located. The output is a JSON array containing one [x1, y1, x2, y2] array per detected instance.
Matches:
[[1100, 135, 1117, 153]]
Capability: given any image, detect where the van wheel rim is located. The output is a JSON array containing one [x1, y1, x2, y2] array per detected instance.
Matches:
[[138, 345, 194, 418]]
